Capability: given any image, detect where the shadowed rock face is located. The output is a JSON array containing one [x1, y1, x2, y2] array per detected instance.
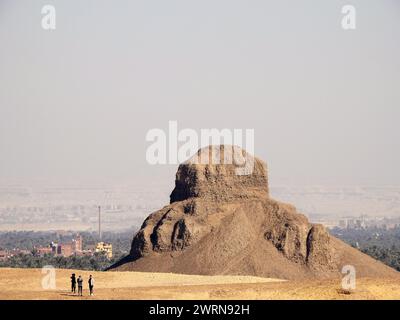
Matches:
[[111, 145, 398, 280]]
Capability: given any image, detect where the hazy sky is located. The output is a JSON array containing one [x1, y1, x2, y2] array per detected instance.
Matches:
[[0, 0, 399, 187]]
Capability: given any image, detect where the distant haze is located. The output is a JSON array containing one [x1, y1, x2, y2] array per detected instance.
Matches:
[[1, 0, 399, 187]]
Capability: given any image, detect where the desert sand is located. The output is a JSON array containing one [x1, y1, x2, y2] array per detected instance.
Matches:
[[1, 268, 400, 300]]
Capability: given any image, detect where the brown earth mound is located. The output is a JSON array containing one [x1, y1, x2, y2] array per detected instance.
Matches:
[[111, 145, 398, 280]]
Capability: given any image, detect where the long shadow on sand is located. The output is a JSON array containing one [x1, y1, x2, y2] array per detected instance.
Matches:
[[60, 293, 83, 297], [105, 254, 134, 271]]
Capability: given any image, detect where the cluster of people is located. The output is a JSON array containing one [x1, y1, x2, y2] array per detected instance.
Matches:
[[70, 273, 95, 296]]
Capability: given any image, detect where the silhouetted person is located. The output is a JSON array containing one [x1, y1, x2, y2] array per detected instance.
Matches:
[[88, 275, 94, 296], [77, 275, 83, 296], [71, 273, 76, 293]]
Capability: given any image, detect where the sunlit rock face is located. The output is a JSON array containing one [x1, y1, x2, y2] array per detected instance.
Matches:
[[170, 145, 269, 203]]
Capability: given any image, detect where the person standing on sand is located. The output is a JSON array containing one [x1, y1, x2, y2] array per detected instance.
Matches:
[[88, 275, 94, 296], [71, 273, 76, 293], [77, 275, 83, 296]]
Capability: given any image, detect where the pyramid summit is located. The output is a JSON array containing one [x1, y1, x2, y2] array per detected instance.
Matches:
[[111, 145, 398, 280], [170, 145, 269, 203]]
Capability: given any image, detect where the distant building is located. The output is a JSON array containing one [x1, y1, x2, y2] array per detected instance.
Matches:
[[95, 242, 113, 259], [0, 250, 8, 261], [384, 223, 397, 230], [347, 219, 355, 229], [339, 220, 347, 229], [79, 249, 94, 256], [51, 242, 61, 255], [37, 246, 52, 256], [60, 243, 74, 257], [73, 234, 83, 252], [37, 234, 84, 258]]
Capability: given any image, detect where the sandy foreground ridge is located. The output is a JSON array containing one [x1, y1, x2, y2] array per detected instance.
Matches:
[[1, 268, 400, 300]]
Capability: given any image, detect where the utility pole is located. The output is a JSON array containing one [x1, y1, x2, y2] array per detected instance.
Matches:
[[98, 205, 102, 241]]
